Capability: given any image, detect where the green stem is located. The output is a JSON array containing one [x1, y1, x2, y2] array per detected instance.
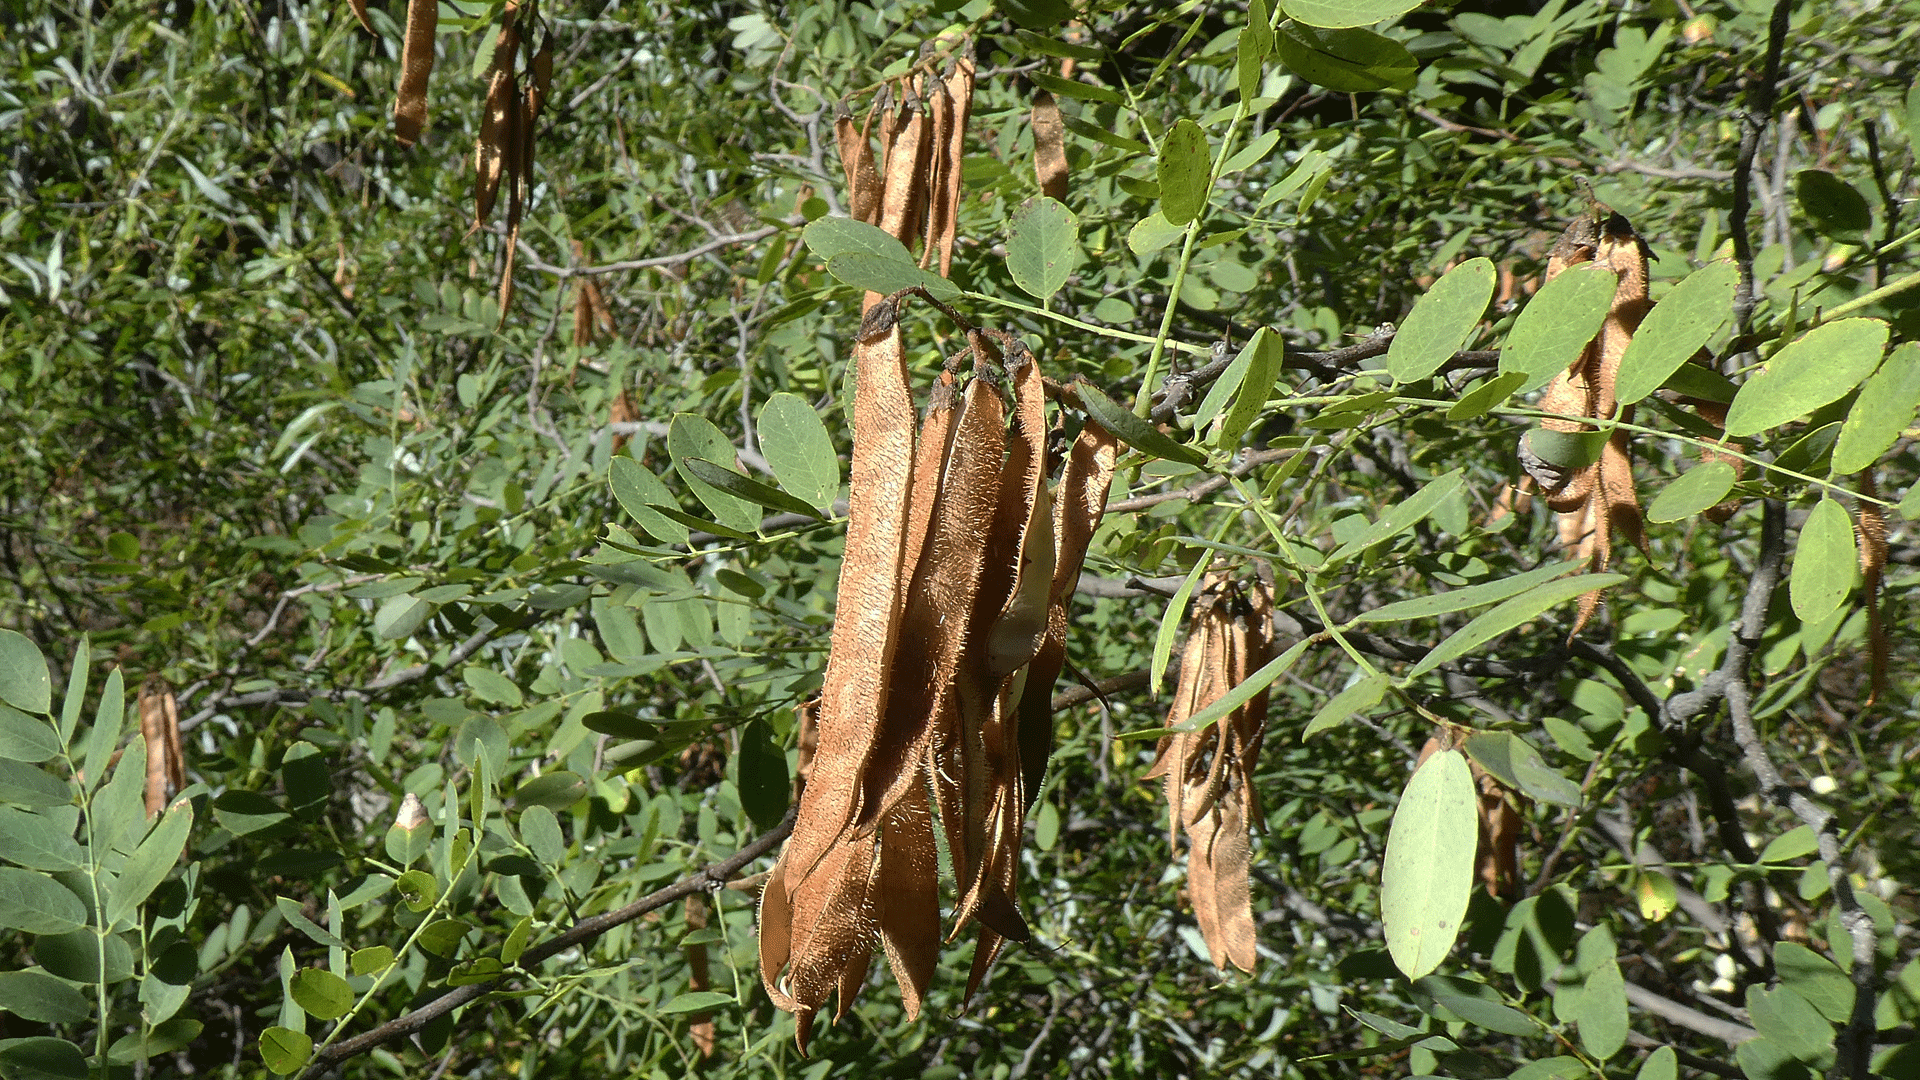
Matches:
[[1812, 268, 1920, 324]]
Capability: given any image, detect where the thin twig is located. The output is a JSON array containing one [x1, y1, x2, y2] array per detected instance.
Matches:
[[1729, 0, 1794, 337]]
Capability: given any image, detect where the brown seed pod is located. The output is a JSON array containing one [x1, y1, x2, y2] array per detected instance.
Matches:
[[1031, 89, 1069, 203], [392, 0, 438, 145]]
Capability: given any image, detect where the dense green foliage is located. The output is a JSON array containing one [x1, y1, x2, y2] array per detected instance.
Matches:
[[3, 0, 1919, 1077]]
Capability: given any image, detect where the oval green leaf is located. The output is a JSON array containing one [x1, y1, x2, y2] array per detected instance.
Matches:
[[1276, 23, 1417, 92], [1613, 260, 1738, 405], [0, 970, 91, 1024], [1500, 264, 1621, 393], [106, 801, 192, 928], [757, 393, 840, 512], [1795, 170, 1871, 244], [1303, 673, 1387, 738], [514, 771, 586, 813], [0, 806, 85, 871], [1387, 258, 1495, 383], [1575, 956, 1629, 1059], [736, 717, 789, 832], [1280, 0, 1423, 28], [1006, 197, 1082, 300], [1789, 497, 1856, 625], [258, 1027, 313, 1075], [659, 990, 735, 1015], [1645, 461, 1737, 524], [1157, 119, 1211, 226], [0, 630, 50, 716], [0, 867, 87, 935], [802, 215, 911, 263], [668, 414, 762, 532], [289, 967, 354, 1020], [823, 252, 959, 300], [609, 456, 691, 545], [1447, 370, 1528, 421], [1724, 318, 1890, 438], [1462, 731, 1581, 808], [1832, 342, 1920, 474], [0, 1038, 86, 1080], [1381, 749, 1477, 980], [0, 705, 59, 764], [372, 594, 431, 642]]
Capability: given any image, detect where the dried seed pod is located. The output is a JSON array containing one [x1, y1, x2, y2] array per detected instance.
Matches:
[[877, 89, 931, 250], [138, 677, 183, 818], [835, 100, 883, 229], [684, 893, 716, 1057], [1858, 482, 1889, 706], [934, 45, 975, 275], [1031, 89, 1069, 202], [920, 78, 955, 270], [347, 0, 374, 34], [392, 0, 438, 145]]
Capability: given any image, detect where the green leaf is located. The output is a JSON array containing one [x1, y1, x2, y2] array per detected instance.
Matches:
[[1760, 824, 1819, 864], [107, 1018, 203, 1063], [1746, 984, 1835, 1064], [80, 667, 124, 795], [1128, 211, 1187, 256], [258, 1027, 313, 1075], [1387, 258, 1495, 383], [55, 639, 87, 748], [519, 804, 566, 865], [1157, 119, 1211, 226], [1280, 0, 1423, 28], [682, 458, 822, 520], [394, 869, 438, 912], [1424, 984, 1538, 1036], [1382, 750, 1477, 979], [1446, 371, 1528, 421], [1303, 673, 1386, 737], [1275, 23, 1417, 92], [372, 594, 432, 641], [1613, 260, 1738, 405], [802, 215, 910, 263], [0, 970, 91, 1024], [1150, 637, 1313, 736], [1795, 170, 1871, 244], [668, 414, 763, 532], [0, 806, 84, 871], [609, 457, 691, 545], [1522, 427, 1609, 471], [1074, 381, 1207, 465], [736, 717, 789, 831], [1006, 197, 1082, 300], [1217, 327, 1286, 445], [514, 771, 586, 812], [418, 918, 470, 957], [1462, 732, 1581, 808], [0, 1037, 87, 1080], [1831, 342, 1920, 473], [105, 801, 192, 928], [1151, 559, 1211, 696], [462, 665, 523, 708], [1789, 498, 1856, 625], [1645, 461, 1738, 523], [1357, 561, 1578, 623], [1499, 264, 1618, 393], [823, 252, 960, 300], [385, 819, 433, 867], [658, 991, 734, 1015], [0, 868, 86, 934], [1405, 574, 1626, 680], [1221, 130, 1281, 175], [351, 946, 395, 976], [1774, 942, 1853, 1023], [0, 631, 50, 716], [1724, 319, 1889, 437], [274, 896, 349, 949], [1637, 1046, 1677, 1080], [0, 760, 69, 808], [1663, 361, 1738, 403], [0, 706, 59, 764], [757, 393, 840, 512], [1575, 956, 1628, 1059], [1327, 469, 1465, 565], [289, 968, 354, 1020]]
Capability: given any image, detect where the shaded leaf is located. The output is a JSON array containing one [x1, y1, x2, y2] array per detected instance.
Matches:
[[1275, 24, 1417, 92], [1795, 170, 1871, 244], [1788, 498, 1855, 625], [289, 968, 354, 1020], [1405, 574, 1626, 679], [1358, 561, 1578, 623], [1074, 381, 1207, 465], [1280, 0, 1423, 29], [0, 631, 51, 718]]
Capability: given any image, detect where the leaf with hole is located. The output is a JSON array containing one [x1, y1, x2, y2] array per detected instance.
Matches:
[[1006, 197, 1081, 300]]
